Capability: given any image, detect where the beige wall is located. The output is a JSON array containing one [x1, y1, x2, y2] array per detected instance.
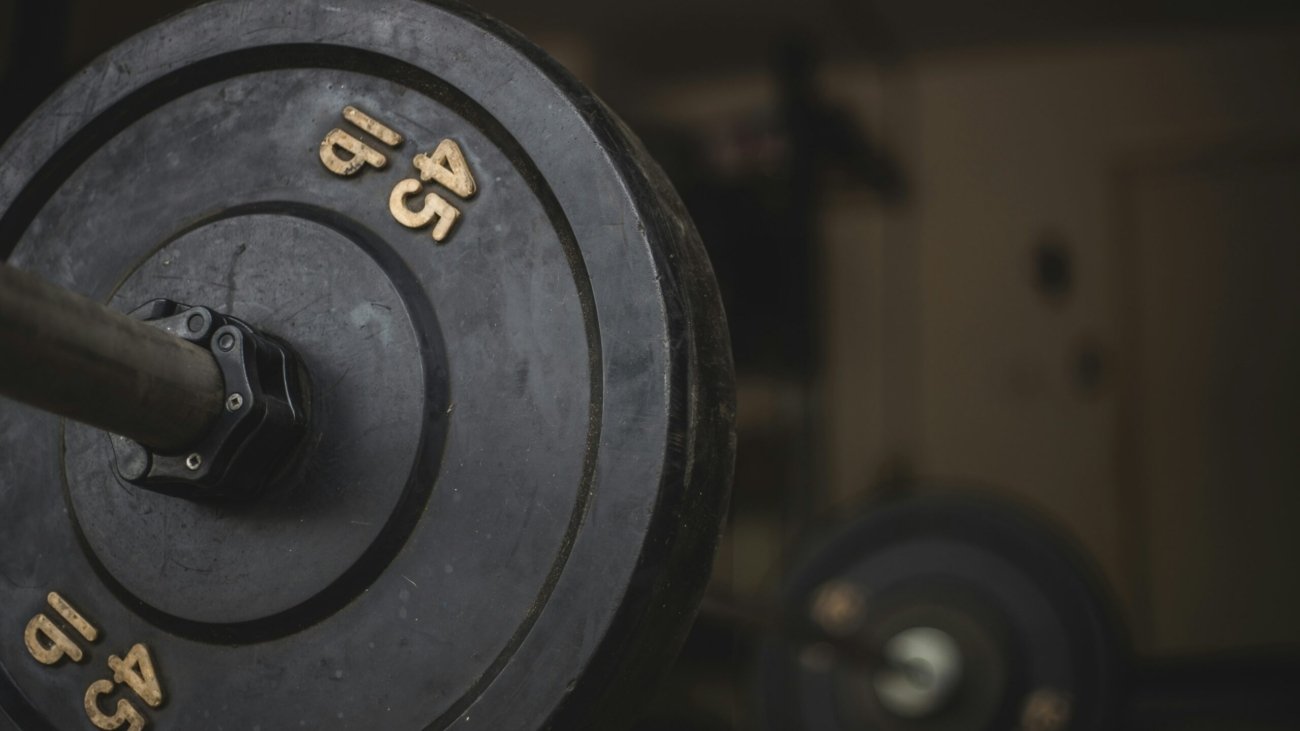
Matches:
[[636, 29, 1300, 652], [865, 30, 1300, 652], [1120, 154, 1300, 652]]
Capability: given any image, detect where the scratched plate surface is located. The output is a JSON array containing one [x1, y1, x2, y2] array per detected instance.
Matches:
[[0, 2, 734, 730]]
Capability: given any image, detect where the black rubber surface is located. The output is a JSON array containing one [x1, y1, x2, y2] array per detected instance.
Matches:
[[0, 2, 735, 729]]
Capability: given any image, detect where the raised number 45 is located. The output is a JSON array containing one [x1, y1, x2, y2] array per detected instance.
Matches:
[[85, 644, 163, 731], [389, 139, 478, 242]]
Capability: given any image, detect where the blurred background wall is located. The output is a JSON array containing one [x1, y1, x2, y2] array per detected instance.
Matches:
[[2, 0, 1297, 726]]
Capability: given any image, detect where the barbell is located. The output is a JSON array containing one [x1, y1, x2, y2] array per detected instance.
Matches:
[[0, 2, 736, 729]]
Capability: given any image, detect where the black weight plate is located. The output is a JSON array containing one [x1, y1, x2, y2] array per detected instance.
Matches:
[[758, 493, 1127, 731], [0, 2, 734, 729]]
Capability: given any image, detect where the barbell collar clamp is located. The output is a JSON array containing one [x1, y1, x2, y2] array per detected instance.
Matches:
[[109, 299, 309, 500]]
